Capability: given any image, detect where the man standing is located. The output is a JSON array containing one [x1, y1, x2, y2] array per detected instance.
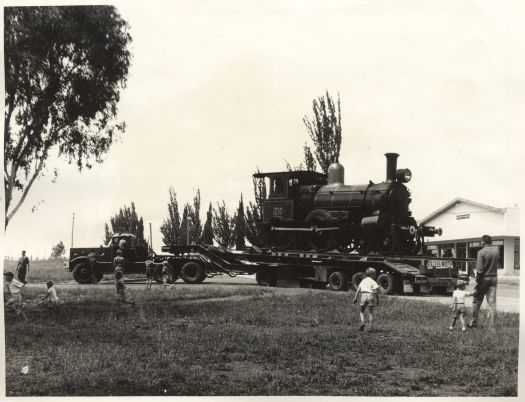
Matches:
[[16, 250, 30, 284], [469, 235, 500, 328]]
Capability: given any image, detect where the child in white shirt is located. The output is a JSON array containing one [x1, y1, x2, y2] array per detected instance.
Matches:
[[449, 280, 472, 331], [353, 267, 380, 332], [3, 271, 27, 319]]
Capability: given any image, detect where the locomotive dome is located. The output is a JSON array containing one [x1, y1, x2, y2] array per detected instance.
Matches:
[[327, 162, 345, 185]]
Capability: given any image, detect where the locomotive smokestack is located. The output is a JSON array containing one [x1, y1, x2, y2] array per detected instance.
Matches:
[[385, 153, 399, 182]]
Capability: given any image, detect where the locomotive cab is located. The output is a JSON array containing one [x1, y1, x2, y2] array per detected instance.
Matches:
[[253, 171, 326, 224]]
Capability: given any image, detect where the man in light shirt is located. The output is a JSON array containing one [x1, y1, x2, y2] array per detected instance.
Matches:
[[353, 267, 380, 332]]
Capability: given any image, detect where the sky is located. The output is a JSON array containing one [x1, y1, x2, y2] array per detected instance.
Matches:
[[3, 0, 524, 259]]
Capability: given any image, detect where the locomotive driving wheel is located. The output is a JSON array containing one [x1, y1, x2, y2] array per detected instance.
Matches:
[[269, 220, 296, 250], [306, 210, 340, 252]]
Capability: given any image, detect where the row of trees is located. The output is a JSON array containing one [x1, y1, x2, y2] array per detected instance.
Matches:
[[159, 190, 248, 249]]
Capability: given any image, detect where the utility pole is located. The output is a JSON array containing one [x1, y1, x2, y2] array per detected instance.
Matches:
[[71, 212, 75, 248], [149, 222, 153, 252], [187, 223, 190, 245]]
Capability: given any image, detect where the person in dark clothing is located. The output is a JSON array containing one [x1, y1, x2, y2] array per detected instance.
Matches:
[[469, 235, 500, 328], [16, 250, 30, 284]]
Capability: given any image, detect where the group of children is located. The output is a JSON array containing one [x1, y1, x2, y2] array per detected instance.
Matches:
[[353, 267, 473, 332], [3, 271, 60, 318], [113, 259, 172, 306]]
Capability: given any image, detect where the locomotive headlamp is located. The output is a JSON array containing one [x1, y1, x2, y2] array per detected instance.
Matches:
[[396, 168, 412, 183]]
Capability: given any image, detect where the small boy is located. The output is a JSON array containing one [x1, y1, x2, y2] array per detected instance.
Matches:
[[353, 267, 380, 332], [161, 261, 171, 289], [3, 272, 27, 319], [145, 260, 154, 290], [115, 271, 134, 305], [449, 279, 472, 331], [41, 280, 60, 314]]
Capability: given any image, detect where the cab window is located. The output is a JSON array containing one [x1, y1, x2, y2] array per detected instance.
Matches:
[[271, 177, 284, 194]]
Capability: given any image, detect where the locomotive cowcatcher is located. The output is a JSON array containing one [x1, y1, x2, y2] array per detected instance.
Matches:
[[254, 153, 442, 254]]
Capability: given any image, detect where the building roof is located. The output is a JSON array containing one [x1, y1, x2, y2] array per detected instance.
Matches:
[[419, 197, 504, 225]]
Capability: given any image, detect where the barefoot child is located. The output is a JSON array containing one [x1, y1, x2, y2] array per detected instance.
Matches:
[[115, 271, 134, 305], [161, 261, 172, 289], [41, 280, 60, 314], [145, 260, 154, 290], [353, 267, 380, 332], [449, 279, 472, 331]]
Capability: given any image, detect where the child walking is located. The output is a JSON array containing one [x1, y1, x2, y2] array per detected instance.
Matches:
[[3, 272, 27, 320], [353, 267, 380, 332], [449, 279, 472, 331], [115, 271, 134, 305], [161, 261, 172, 289]]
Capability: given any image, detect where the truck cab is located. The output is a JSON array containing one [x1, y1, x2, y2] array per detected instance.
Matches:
[[69, 233, 151, 283]]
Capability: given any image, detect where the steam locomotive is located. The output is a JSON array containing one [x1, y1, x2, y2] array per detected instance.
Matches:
[[254, 153, 442, 254]]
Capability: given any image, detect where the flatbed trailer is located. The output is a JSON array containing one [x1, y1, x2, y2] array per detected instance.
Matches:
[[162, 244, 474, 295]]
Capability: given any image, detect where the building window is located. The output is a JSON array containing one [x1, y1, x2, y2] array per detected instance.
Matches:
[[439, 243, 455, 258]]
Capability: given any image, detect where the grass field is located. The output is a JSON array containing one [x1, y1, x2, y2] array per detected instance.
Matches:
[[3, 259, 72, 283], [4, 285, 519, 396]]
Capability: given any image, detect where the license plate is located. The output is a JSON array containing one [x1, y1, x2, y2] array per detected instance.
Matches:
[[428, 260, 453, 269]]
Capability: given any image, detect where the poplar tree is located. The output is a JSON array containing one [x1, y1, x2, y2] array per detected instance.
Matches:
[[201, 203, 214, 245], [233, 195, 246, 250], [303, 91, 342, 173], [212, 201, 235, 248], [160, 188, 181, 246]]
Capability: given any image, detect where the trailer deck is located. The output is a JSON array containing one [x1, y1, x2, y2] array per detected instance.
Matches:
[[162, 244, 474, 294]]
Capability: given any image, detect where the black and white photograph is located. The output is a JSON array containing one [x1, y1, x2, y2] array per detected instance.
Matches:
[[2, 0, 522, 397]]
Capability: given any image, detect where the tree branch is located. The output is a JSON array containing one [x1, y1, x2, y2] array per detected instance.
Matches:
[[5, 155, 46, 227]]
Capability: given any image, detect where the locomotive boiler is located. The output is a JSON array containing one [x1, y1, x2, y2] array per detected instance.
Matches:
[[254, 153, 442, 254]]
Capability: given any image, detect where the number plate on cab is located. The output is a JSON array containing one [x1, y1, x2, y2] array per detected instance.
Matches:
[[428, 260, 453, 269]]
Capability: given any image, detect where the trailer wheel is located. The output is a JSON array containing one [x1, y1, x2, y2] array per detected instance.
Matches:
[[328, 271, 349, 291], [72, 262, 93, 284], [351, 272, 367, 291], [256, 268, 276, 287], [377, 273, 396, 295], [180, 262, 206, 284]]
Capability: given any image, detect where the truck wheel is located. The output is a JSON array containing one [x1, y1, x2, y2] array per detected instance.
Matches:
[[351, 272, 366, 291], [93, 271, 104, 283], [180, 262, 206, 284], [328, 271, 349, 291], [73, 262, 93, 284], [377, 273, 396, 295]]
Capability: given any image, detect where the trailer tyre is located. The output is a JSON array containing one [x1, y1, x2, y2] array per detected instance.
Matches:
[[256, 268, 276, 287], [181, 262, 206, 284], [72, 262, 93, 284], [328, 271, 349, 291], [351, 272, 367, 291], [377, 273, 396, 295]]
